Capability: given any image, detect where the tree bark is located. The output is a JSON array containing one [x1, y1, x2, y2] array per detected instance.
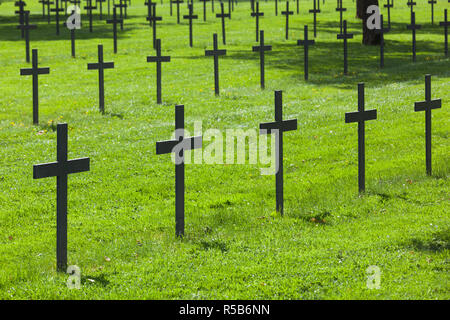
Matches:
[[357, 0, 381, 45]]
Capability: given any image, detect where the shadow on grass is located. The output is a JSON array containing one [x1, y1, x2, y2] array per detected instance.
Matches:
[[410, 229, 450, 252]]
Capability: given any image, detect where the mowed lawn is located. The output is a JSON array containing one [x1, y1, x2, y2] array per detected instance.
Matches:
[[0, 0, 449, 299]]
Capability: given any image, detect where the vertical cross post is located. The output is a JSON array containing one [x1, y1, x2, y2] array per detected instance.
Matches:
[[183, 3, 198, 47], [406, 11, 421, 62], [20, 49, 50, 124], [205, 33, 227, 96], [337, 20, 353, 75], [251, 2, 264, 42], [259, 90, 297, 215], [297, 25, 315, 81], [33, 123, 90, 271], [440, 9, 449, 57], [281, 1, 293, 40], [17, 11, 37, 63], [156, 105, 202, 237], [344, 83, 377, 193], [147, 39, 171, 104], [216, 2, 230, 44], [107, 7, 123, 53], [252, 30, 272, 89], [88, 45, 115, 113], [414, 74, 442, 175]]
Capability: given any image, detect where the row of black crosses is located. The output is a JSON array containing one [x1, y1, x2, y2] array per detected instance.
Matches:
[[32, 74, 442, 271]]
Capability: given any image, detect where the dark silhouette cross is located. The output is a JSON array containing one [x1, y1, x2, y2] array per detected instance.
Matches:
[[337, 20, 353, 75], [297, 25, 315, 81], [147, 39, 171, 104], [84, 0, 97, 32], [199, 0, 210, 21], [50, 0, 64, 36], [183, 3, 198, 47], [205, 33, 227, 96], [440, 9, 449, 56], [39, 0, 46, 18], [251, 2, 264, 42], [281, 1, 293, 40], [259, 90, 297, 216], [149, 3, 162, 48], [107, 7, 123, 53], [33, 123, 90, 272], [344, 83, 377, 193], [17, 11, 36, 63], [88, 45, 115, 114], [406, 1, 416, 15], [252, 30, 272, 89], [145, 0, 153, 26], [20, 49, 50, 124], [336, 0, 346, 33], [156, 105, 202, 237], [428, 0, 436, 25], [97, 0, 105, 19], [147, 3, 162, 48], [216, 2, 230, 44], [114, 0, 126, 30], [275, 0, 278, 16], [309, 0, 321, 37], [43, 0, 54, 24], [406, 11, 421, 62], [384, 0, 393, 29], [14, 0, 27, 39], [374, 14, 390, 68], [172, 0, 184, 24], [414, 74, 442, 176]]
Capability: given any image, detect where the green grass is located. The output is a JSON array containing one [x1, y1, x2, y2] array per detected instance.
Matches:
[[0, 0, 449, 299]]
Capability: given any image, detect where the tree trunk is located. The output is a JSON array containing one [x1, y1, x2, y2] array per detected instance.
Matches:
[[357, 0, 381, 45]]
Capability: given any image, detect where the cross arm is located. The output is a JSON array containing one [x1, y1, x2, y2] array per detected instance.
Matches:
[[337, 33, 354, 39], [345, 109, 377, 123], [297, 39, 315, 46], [252, 45, 272, 52], [259, 119, 297, 134], [33, 158, 90, 179], [414, 99, 442, 112], [205, 49, 227, 56], [147, 56, 171, 62]]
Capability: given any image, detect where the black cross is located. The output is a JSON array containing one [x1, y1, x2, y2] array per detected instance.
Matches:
[[251, 2, 264, 42], [39, 0, 46, 18], [205, 33, 227, 96], [259, 90, 297, 215], [252, 30, 272, 89], [406, 0, 416, 15], [145, 0, 154, 26], [414, 74, 442, 176], [17, 11, 36, 63], [309, 0, 321, 38], [84, 0, 97, 32], [183, 3, 198, 47], [33, 123, 90, 272], [211, 0, 215, 13], [297, 25, 315, 81], [296, 0, 299, 14], [171, 0, 184, 24], [147, 39, 171, 104], [428, 0, 436, 25], [228, 0, 232, 19], [440, 9, 449, 57], [88, 45, 114, 113], [344, 83, 377, 193], [147, 3, 162, 48], [51, 0, 64, 35], [275, 0, 278, 16], [156, 105, 202, 237], [406, 11, 421, 62], [199, 0, 210, 21], [114, 0, 126, 30], [107, 7, 123, 53], [336, 0, 346, 34], [43, 0, 54, 24], [281, 2, 293, 40], [374, 14, 390, 68], [384, 0, 392, 29], [97, 0, 105, 19], [337, 20, 353, 75], [20, 49, 50, 124], [216, 2, 230, 44], [14, 0, 27, 39]]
